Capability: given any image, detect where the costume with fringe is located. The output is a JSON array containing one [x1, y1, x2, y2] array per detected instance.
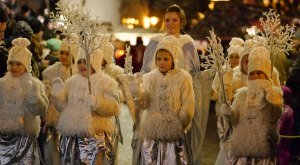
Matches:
[[41, 62, 77, 165], [52, 72, 120, 165], [133, 69, 195, 165], [224, 80, 283, 165], [0, 72, 48, 164]]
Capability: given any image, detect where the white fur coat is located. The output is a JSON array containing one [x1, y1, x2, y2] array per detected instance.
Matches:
[[136, 69, 195, 141], [0, 72, 48, 137], [42, 62, 77, 127], [227, 81, 283, 157], [52, 71, 120, 137]]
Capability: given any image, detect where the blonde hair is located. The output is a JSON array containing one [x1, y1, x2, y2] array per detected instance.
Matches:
[[160, 4, 186, 34]]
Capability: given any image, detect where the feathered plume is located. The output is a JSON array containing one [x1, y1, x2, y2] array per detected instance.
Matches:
[[50, 0, 106, 93], [253, 9, 295, 78]]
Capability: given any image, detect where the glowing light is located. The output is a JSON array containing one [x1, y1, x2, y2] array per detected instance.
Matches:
[[208, 2, 215, 10], [150, 17, 159, 26]]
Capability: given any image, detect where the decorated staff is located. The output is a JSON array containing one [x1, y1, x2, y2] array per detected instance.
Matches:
[[51, 0, 105, 94], [116, 45, 138, 124], [251, 9, 295, 79], [200, 29, 232, 142]]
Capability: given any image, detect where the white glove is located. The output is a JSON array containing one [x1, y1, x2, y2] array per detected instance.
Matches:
[[87, 94, 97, 109], [27, 80, 40, 104], [127, 73, 143, 99], [51, 77, 64, 95], [265, 87, 283, 106], [220, 103, 231, 117]]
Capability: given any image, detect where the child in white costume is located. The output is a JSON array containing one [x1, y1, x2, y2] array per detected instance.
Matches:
[[222, 47, 283, 164], [211, 37, 244, 146], [101, 34, 124, 165], [51, 47, 120, 164], [129, 37, 195, 164], [0, 38, 49, 164], [212, 37, 244, 112], [101, 34, 124, 79], [232, 38, 281, 94], [41, 41, 78, 165]]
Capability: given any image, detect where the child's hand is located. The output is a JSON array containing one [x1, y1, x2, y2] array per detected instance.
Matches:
[[87, 95, 97, 109], [265, 87, 283, 106], [51, 77, 64, 95], [128, 75, 142, 99], [220, 103, 231, 117], [27, 80, 40, 104]]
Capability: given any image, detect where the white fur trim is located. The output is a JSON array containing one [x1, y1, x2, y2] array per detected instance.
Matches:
[[0, 73, 47, 137]]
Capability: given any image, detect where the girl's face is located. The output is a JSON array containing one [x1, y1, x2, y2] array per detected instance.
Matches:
[[241, 55, 249, 74], [77, 59, 95, 77], [248, 70, 267, 80], [156, 50, 174, 74], [164, 12, 181, 36], [59, 50, 71, 67], [8, 61, 26, 77], [229, 53, 240, 68]]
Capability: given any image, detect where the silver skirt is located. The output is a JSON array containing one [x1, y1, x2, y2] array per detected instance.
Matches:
[[0, 134, 41, 165], [141, 138, 189, 165], [60, 133, 114, 165]]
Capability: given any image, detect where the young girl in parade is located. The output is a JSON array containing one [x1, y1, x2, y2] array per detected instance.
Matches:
[[51, 47, 120, 164], [127, 36, 195, 164], [211, 37, 244, 144], [41, 41, 78, 165], [0, 37, 49, 164], [101, 34, 124, 165], [221, 47, 283, 164]]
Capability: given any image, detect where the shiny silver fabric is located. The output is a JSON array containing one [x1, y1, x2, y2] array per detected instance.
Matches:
[[141, 138, 189, 165], [60, 133, 114, 165], [41, 126, 60, 165], [224, 155, 278, 165], [0, 134, 41, 165]]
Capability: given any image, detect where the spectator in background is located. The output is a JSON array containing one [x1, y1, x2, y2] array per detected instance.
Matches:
[[29, 18, 48, 78], [44, 38, 61, 65], [15, 4, 33, 22], [130, 36, 146, 73], [278, 86, 294, 165], [115, 37, 146, 73], [0, 7, 9, 77]]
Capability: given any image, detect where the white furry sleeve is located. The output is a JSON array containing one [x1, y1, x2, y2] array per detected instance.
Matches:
[[178, 74, 195, 130], [230, 88, 247, 125], [28, 80, 49, 116], [51, 84, 67, 112]]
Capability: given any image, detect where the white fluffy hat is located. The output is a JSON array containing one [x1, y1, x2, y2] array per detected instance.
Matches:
[[229, 37, 244, 46], [227, 45, 244, 56], [154, 35, 182, 68], [248, 46, 271, 80], [7, 38, 32, 72], [101, 34, 114, 64], [76, 47, 103, 73]]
